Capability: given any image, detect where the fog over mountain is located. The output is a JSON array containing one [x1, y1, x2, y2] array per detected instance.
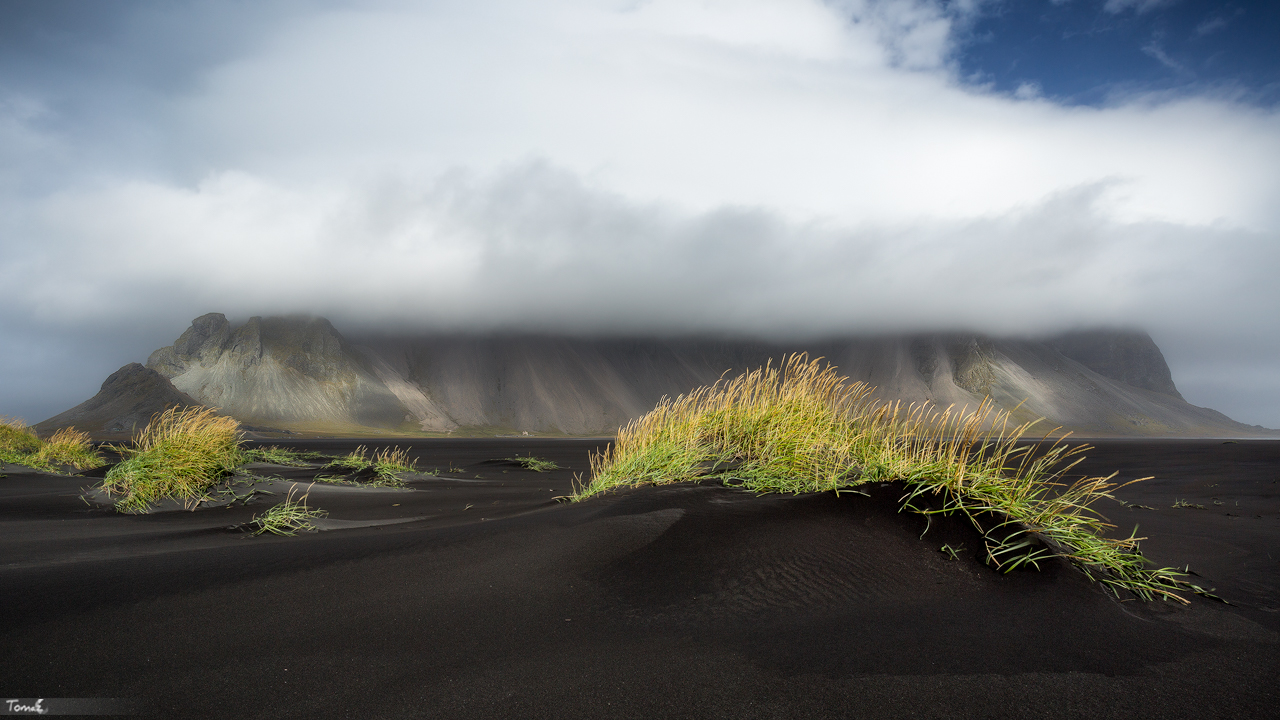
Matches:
[[2, 1, 1278, 427]]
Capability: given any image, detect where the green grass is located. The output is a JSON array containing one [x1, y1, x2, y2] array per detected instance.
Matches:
[[249, 484, 326, 536], [242, 445, 330, 466], [0, 418, 42, 464], [323, 445, 417, 487], [100, 406, 243, 513], [0, 418, 104, 472], [311, 474, 362, 486], [35, 427, 107, 470], [505, 455, 560, 472], [325, 446, 374, 473], [576, 354, 1188, 603]]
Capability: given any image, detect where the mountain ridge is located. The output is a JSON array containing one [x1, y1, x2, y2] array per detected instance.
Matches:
[[36, 313, 1276, 438]]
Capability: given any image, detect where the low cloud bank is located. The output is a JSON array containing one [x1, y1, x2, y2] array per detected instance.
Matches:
[[6, 162, 1275, 341]]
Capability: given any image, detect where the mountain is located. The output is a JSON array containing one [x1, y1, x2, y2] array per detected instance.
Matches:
[[143, 313, 407, 432], [34, 362, 202, 436], [38, 313, 1274, 438]]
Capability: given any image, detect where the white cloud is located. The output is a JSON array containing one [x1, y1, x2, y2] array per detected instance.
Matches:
[[157, 0, 1278, 230], [7, 163, 1275, 343], [1141, 35, 1184, 73], [1103, 0, 1178, 15], [2, 0, 1279, 425], [1194, 16, 1229, 36]]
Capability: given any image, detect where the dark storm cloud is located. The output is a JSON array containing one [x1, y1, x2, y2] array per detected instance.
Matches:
[[1, 0, 1278, 426]]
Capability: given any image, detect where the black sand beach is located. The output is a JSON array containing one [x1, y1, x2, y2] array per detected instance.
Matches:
[[2, 439, 1277, 718]]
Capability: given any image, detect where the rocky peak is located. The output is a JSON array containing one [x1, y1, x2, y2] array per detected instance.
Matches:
[[172, 313, 232, 359], [1050, 330, 1183, 399], [147, 313, 232, 377], [147, 313, 362, 379], [224, 317, 264, 367]]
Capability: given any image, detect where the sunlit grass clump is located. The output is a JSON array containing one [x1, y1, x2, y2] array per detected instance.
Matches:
[[578, 354, 1187, 603], [0, 417, 42, 463], [0, 418, 103, 472], [100, 406, 243, 513], [35, 427, 106, 470], [323, 445, 417, 487]]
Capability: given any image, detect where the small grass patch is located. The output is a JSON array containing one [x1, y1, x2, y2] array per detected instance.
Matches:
[[323, 445, 416, 487], [505, 455, 560, 472], [311, 474, 362, 486], [100, 406, 243, 513], [0, 418, 104, 472], [34, 427, 106, 470], [373, 446, 416, 477], [242, 446, 329, 466], [577, 354, 1188, 603], [0, 417, 42, 464], [249, 484, 326, 536], [326, 445, 374, 473]]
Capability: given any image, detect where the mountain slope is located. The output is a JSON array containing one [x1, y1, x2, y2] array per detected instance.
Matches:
[[39, 314, 1274, 437], [34, 363, 202, 436]]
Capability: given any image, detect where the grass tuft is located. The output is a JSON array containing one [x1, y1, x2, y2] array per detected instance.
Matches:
[[100, 406, 243, 513], [0, 417, 42, 463], [34, 427, 105, 470], [577, 353, 1188, 603], [505, 455, 560, 472], [323, 445, 416, 487], [249, 484, 326, 536], [243, 446, 329, 466], [373, 446, 416, 476], [326, 445, 373, 473], [0, 418, 104, 472]]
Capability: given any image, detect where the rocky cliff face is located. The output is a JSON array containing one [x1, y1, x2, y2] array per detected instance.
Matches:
[[356, 329, 1264, 437], [145, 313, 409, 431], [39, 314, 1272, 437], [1049, 330, 1183, 399]]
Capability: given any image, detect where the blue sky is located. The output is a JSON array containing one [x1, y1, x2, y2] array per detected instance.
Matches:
[[960, 0, 1280, 104], [1, 0, 1278, 428]]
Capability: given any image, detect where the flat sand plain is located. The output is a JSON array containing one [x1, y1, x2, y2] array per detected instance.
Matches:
[[1, 439, 1277, 718]]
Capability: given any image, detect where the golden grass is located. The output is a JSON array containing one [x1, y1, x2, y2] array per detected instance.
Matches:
[[0, 418, 103, 471], [33, 427, 103, 470], [100, 406, 243, 513], [373, 446, 416, 474], [578, 354, 1187, 602], [0, 417, 43, 462]]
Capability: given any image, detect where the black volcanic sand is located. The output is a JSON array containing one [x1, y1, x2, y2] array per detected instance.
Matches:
[[1, 439, 1277, 718]]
